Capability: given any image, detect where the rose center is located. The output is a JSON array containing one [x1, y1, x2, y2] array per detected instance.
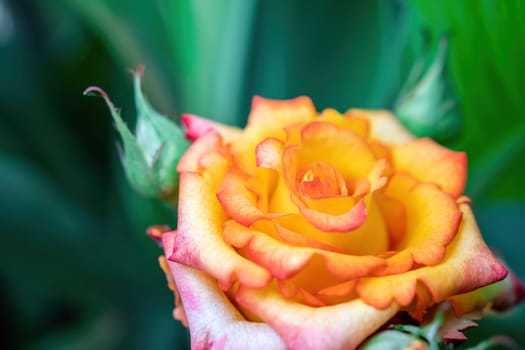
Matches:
[[299, 162, 349, 199]]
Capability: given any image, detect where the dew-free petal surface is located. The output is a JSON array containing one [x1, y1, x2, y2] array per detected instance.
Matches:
[[237, 285, 399, 350]]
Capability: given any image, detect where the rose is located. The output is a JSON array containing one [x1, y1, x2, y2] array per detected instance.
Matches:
[[158, 96, 516, 349]]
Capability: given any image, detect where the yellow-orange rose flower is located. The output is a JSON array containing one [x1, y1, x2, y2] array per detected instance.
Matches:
[[160, 96, 513, 349]]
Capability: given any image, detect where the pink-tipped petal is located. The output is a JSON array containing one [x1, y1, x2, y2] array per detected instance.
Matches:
[[223, 220, 385, 282], [450, 268, 525, 315], [171, 162, 272, 290], [176, 131, 224, 173], [163, 233, 286, 349], [391, 138, 467, 198], [217, 170, 282, 226], [237, 285, 399, 350], [357, 204, 508, 314], [295, 197, 368, 232], [248, 96, 317, 130], [181, 113, 242, 143], [256, 137, 285, 170]]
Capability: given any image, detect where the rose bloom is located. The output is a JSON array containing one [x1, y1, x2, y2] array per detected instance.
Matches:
[[155, 97, 521, 349]]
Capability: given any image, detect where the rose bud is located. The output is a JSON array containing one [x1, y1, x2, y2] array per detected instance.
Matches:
[[394, 36, 461, 144], [84, 65, 189, 200]]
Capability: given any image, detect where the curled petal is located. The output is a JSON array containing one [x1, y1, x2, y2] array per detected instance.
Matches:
[[294, 197, 368, 232], [256, 137, 285, 171], [237, 285, 399, 350], [282, 122, 377, 231], [357, 204, 508, 314], [181, 113, 242, 142], [374, 173, 462, 275], [231, 96, 317, 173], [218, 170, 282, 226], [170, 164, 272, 290], [176, 131, 224, 173], [163, 234, 286, 349], [391, 138, 467, 198], [146, 225, 171, 247], [223, 220, 385, 282], [294, 121, 377, 180], [274, 197, 389, 256]]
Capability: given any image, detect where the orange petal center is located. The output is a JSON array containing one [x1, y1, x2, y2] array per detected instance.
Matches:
[[299, 162, 348, 199]]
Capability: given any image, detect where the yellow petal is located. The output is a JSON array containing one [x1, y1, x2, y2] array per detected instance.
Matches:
[[170, 141, 272, 290], [357, 204, 508, 314], [391, 138, 467, 198], [162, 236, 286, 349], [348, 109, 414, 145], [231, 96, 317, 174], [237, 285, 399, 350], [223, 220, 385, 282]]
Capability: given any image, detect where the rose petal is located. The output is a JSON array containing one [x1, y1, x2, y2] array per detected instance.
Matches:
[[163, 234, 286, 349], [348, 109, 414, 145], [231, 96, 317, 173], [271, 221, 343, 253], [256, 137, 285, 171], [391, 138, 467, 198], [223, 220, 385, 282], [281, 122, 378, 231], [450, 268, 525, 315], [317, 280, 358, 297], [357, 204, 508, 314], [237, 285, 399, 350], [170, 155, 272, 290], [217, 170, 283, 226], [294, 121, 377, 180], [181, 113, 242, 142], [247, 96, 317, 131], [158, 255, 188, 327], [275, 197, 389, 256], [176, 131, 224, 173], [373, 173, 462, 276], [318, 108, 369, 138], [294, 197, 368, 233], [375, 193, 406, 248]]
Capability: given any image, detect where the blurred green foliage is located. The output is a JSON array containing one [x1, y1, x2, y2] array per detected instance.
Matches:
[[0, 0, 524, 349]]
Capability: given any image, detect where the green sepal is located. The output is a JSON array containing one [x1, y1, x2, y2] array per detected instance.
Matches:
[[394, 37, 461, 144], [360, 330, 424, 350], [361, 313, 447, 350]]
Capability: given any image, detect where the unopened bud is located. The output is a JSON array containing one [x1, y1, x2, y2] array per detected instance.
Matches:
[[395, 37, 461, 144], [84, 65, 189, 200]]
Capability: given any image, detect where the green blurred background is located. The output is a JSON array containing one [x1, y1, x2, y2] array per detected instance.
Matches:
[[1, 0, 524, 349]]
